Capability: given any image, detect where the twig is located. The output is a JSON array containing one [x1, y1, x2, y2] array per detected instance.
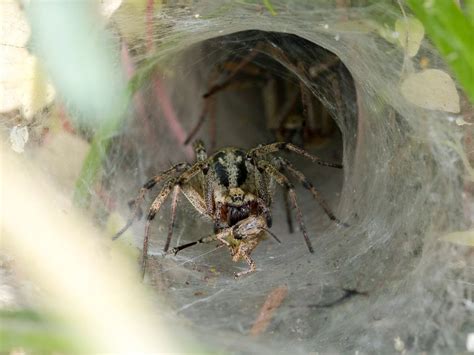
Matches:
[[250, 285, 288, 336]]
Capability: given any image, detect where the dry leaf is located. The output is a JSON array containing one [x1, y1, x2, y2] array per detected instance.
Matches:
[[400, 69, 460, 113], [455, 117, 472, 126], [9, 125, 29, 153], [0, 2, 55, 118], [395, 17, 425, 57]]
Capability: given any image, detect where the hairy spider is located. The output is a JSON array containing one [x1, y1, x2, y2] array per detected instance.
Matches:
[[113, 140, 345, 278], [184, 39, 342, 149]]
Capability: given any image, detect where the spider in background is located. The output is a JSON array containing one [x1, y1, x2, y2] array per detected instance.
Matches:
[[113, 140, 346, 278], [184, 39, 343, 150]]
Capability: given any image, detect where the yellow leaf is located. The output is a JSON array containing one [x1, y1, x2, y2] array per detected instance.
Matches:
[[441, 230, 474, 247], [395, 17, 425, 57], [400, 69, 460, 113]]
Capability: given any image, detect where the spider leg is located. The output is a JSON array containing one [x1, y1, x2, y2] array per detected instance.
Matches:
[[184, 98, 213, 145], [193, 139, 207, 158], [297, 61, 312, 129], [184, 46, 262, 146], [309, 55, 340, 79], [249, 142, 343, 169], [164, 185, 180, 252], [254, 197, 273, 228], [141, 158, 213, 277], [191, 139, 210, 211], [253, 165, 272, 209], [272, 160, 294, 233], [283, 189, 294, 233], [257, 160, 314, 253], [161, 184, 214, 268], [203, 47, 260, 99], [142, 178, 180, 278], [112, 162, 189, 241], [180, 184, 211, 220], [274, 85, 299, 130], [163, 141, 210, 253], [277, 157, 348, 227], [208, 96, 217, 151], [257, 41, 298, 75], [165, 151, 215, 253], [182, 144, 216, 218]]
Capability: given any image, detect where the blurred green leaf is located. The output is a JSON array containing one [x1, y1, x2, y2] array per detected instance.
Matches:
[[73, 116, 125, 207], [407, 0, 474, 102], [0, 310, 88, 353], [24, 2, 129, 207]]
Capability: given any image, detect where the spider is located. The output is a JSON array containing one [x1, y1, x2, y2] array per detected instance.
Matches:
[[184, 38, 342, 150], [113, 140, 345, 278]]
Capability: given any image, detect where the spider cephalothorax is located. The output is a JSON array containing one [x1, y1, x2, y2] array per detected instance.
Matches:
[[218, 187, 262, 229], [114, 140, 345, 278]]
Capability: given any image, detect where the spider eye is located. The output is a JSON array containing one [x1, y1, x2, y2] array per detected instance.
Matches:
[[231, 195, 243, 203]]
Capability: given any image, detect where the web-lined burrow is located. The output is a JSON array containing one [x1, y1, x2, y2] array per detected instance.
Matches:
[[119, 30, 359, 281]]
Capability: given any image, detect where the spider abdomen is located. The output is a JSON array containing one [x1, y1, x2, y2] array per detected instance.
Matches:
[[212, 149, 248, 188]]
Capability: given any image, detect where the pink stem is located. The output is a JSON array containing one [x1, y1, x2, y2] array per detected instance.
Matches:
[[153, 78, 194, 160], [146, 0, 154, 52]]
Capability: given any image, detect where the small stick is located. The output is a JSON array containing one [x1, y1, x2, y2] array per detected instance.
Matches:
[[250, 285, 288, 336]]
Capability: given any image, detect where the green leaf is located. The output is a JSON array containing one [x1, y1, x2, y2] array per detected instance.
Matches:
[[407, 0, 474, 103]]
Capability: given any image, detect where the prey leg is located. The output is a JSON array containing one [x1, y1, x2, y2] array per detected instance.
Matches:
[[234, 248, 257, 278]]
